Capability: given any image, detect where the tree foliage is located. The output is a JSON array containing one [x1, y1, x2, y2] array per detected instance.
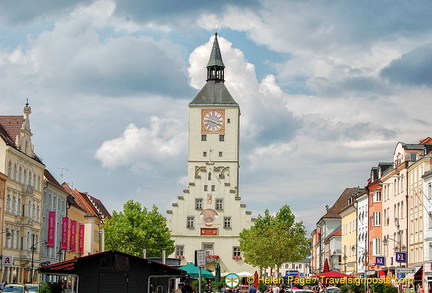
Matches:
[[239, 205, 310, 270], [104, 200, 175, 257]]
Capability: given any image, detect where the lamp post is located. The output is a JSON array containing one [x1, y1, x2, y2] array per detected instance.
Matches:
[[30, 235, 45, 283], [383, 236, 407, 267], [351, 245, 368, 276]]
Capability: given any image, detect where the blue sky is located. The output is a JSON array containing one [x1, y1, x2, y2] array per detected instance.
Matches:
[[1, 0, 432, 232]]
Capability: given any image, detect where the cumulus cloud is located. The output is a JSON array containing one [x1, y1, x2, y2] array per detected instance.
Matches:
[[380, 43, 432, 87], [95, 117, 187, 171]]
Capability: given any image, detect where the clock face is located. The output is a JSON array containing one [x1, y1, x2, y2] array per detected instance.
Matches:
[[202, 110, 225, 133]]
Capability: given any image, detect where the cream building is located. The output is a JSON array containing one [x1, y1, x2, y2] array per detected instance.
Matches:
[[340, 199, 357, 274], [0, 103, 45, 283], [166, 33, 255, 275]]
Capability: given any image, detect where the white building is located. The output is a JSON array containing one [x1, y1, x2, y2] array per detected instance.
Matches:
[[166, 33, 256, 275]]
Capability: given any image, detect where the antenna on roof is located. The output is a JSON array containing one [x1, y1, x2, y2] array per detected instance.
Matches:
[[57, 167, 69, 180]]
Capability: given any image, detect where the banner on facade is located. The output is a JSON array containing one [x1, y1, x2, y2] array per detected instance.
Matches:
[[79, 224, 85, 255], [61, 217, 69, 250], [47, 211, 56, 247], [70, 220, 77, 252]]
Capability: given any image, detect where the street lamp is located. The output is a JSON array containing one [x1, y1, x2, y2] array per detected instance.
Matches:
[[351, 245, 368, 275], [30, 235, 45, 283], [383, 236, 406, 267]]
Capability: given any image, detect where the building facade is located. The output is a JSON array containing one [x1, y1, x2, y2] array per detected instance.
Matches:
[[166, 33, 255, 274], [0, 103, 45, 283]]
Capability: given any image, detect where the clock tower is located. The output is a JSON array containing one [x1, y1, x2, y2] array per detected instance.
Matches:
[[166, 33, 255, 274]]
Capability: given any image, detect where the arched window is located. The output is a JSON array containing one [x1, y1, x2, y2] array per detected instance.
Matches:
[[6, 193, 11, 212]]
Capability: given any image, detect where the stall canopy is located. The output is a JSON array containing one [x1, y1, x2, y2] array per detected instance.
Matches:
[[179, 262, 213, 278]]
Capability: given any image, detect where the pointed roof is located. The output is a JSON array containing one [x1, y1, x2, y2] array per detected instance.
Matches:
[[189, 33, 238, 106], [207, 33, 225, 68]]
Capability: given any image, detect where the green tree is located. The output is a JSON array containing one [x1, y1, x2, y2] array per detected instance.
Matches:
[[239, 205, 310, 274], [104, 200, 175, 257]]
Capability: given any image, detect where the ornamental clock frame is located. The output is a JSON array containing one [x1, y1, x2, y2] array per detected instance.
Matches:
[[201, 109, 225, 133]]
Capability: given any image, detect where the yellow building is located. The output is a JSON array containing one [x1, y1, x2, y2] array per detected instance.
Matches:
[[0, 103, 45, 283], [340, 200, 357, 274]]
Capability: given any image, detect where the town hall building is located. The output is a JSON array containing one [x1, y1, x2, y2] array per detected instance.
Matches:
[[166, 33, 256, 275]]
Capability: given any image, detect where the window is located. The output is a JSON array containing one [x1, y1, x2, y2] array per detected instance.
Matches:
[[203, 243, 214, 255], [374, 191, 381, 202], [208, 172, 212, 180], [211, 185, 215, 191], [428, 212, 432, 229], [204, 185, 208, 191], [203, 152, 207, 157], [219, 135, 224, 141], [372, 238, 381, 255], [227, 118, 231, 123], [176, 246, 184, 258], [187, 217, 194, 228], [202, 135, 207, 141], [224, 217, 231, 228], [373, 212, 381, 226], [196, 199, 203, 210], [216, 199, 223, 210], [219, 152, 222, 157], [233, 247, 241, 257], [429, 183, 432, 200]]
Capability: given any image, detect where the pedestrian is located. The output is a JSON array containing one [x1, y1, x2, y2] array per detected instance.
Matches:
[[184, 282, 193, 293], [419, 286, 425, 293], [272, 285, 280, 293], [176, 284, 184, 293], [248, 285, 257, 293]]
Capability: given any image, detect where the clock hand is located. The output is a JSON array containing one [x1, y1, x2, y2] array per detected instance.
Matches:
[[204, 118, 222, 125]]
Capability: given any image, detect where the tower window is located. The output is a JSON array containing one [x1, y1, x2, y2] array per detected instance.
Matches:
[[204, 185, 208, 191], [208, 172, 212, 180], [211, 185, 215, 191], [219, 152, 223, 157], [202, 135, 207, 141], [196, 199, 203, 210], [233, 247, 241, 257], [224, 217, 232, 228], [203, 152, 207, 157], [176, 246, 184, 258], [187, 217, 195, 228], [219, 135, 224, 141], [216, 199, 223, 210], [227, 119, 231, 123]]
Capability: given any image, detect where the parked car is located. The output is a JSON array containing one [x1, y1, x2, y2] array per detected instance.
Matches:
[[2, 284, 29, 292], [25, 284, 39, 293], [325, 287, 341, 293]]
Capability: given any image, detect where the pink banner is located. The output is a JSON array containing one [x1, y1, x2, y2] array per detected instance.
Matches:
[[70, 220, 77, 252], [78, 225, 85, 255], [47, 211, 56, 247], [61, 217, 69, 250]]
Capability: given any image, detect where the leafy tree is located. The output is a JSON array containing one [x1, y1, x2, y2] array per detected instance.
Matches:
[[105, 200, 175, 257], [239, 205, 310, 274]]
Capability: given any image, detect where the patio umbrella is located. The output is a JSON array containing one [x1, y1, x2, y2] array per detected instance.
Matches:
[[311, 271, 355, 278], [323, 258, 330, 273], [215, 262, 221, 283], [179, 262, 214, 279]]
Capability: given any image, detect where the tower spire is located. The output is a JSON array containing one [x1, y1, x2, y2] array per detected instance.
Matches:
[[206, 33, 225, 82]]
